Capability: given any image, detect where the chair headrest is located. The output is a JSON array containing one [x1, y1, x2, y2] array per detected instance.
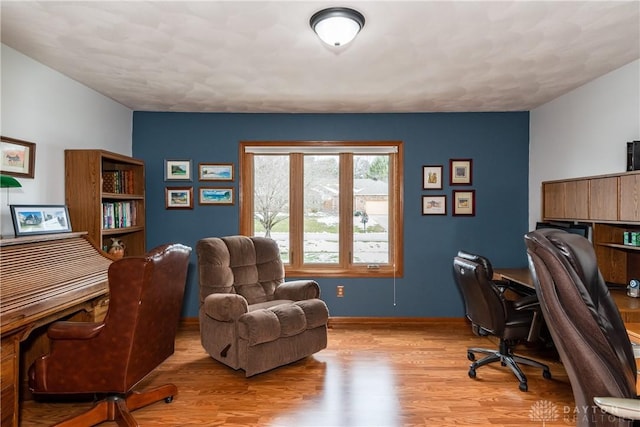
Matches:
[[456, 250, 493, 279]]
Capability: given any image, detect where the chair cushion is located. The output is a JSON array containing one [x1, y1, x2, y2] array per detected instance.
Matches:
[[238, 300, 328, 346], [294, 299, 329, 329]]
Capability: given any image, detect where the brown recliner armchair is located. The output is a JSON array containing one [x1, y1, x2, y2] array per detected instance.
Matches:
[[526, 229, 640, 426], [453, 250, 551, 392], [197, 235, 329, 377], [28, 243, 192, 426]]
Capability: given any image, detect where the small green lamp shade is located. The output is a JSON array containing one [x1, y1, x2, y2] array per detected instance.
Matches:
[[0, 175, 22, 188]]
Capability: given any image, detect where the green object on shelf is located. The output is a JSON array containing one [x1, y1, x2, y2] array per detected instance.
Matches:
[[0, 175, 21, 188]]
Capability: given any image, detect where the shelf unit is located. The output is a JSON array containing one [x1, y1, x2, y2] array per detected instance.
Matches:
[[65, 149, 146, 257], [542, 170, 640, 286]]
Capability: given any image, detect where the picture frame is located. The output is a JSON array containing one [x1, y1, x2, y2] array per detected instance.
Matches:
[[422, 195, 447, 215], [1, 136, 36, 178], [164, 159, 192, 181], [449, 158, 473, 185], [422, 165, 443, 190], [452, 190, 476, 216], [10, 205, 72, 236], [165, 186, 193, 209], [199, 163, 234, 181], [199, 187, 234, 205]]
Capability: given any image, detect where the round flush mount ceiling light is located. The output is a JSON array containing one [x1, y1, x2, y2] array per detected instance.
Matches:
[[310, 7, 365, 47]]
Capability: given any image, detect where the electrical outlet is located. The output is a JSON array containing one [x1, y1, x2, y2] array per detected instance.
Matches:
[[336, 285, 344, 297]]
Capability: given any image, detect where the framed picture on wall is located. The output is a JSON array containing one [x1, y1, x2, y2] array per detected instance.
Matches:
[[199, 163, 234, 181], [422, 195, 446, 215], [449, 159, 472, 185], [165, 187, 193, 209], [164, 159, 192, 181], [1, 136, 36, 178], [452, 190, 475, 216], [422, 165, 443, 190], [199, 187, 234, 205]]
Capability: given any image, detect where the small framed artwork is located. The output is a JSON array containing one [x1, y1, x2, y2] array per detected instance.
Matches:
[[450, 158, 472, 185], [199, 163, 234, 181], [165, 187, 193, 209], [422, 195, 447, 215], [10, 205, 72, 236], [199, 187, 234, 205], [164, 159, 192, 181], [1, 136, 36, 178], [452, 190, 476, 216], [422, 165, 443, 190]]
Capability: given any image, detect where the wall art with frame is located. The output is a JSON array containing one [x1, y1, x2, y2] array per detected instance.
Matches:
[[165, 187, 193, 209], [449, 158, 472, 185], [1, 136, 36, 178], [10, 205, 72, 236], [199, 187, 234, 205], [422, 195, 447, 215], [199, 163, 234, 181], [452, 190, 475, 216], [164, 159, 192, 181], [422, 165, 443, 190]]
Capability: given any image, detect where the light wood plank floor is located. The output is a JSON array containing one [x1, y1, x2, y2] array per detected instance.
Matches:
[[19, 320, 576, 426]]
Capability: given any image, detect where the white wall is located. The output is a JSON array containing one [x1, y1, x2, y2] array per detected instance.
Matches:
[[0, 45, 133, 237], [529, 59, 640, 229]]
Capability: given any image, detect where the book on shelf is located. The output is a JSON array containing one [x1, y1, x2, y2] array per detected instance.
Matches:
[[102, 170, 135, 194], [102, 201, 137, 229]]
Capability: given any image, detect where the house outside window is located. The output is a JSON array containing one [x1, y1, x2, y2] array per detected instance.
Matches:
[[240, 141, 403, 278]]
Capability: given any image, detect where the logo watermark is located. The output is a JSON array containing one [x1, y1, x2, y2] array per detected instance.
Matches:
[[529, 400, 619, 425]]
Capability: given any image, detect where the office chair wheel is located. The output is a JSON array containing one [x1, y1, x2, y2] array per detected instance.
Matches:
[[165, 396, 174, 403], [519, 382, 528, 392], [467, 351, 475, 361], [543, 369, 552, 380], [468, 367, 476, 379]]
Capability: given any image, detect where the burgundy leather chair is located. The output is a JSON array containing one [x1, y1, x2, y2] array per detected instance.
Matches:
[[28, 243, 191, 426], [525, 229, 638, 426]]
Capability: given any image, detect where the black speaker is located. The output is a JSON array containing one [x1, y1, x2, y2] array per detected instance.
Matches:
[[628, 141, 640, 171]]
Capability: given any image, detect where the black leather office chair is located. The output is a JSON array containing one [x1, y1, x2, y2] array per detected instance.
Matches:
[[526, 229, 640, 426], [453, 250, 551, 391]]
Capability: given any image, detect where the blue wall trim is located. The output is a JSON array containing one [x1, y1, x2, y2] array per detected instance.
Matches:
[[132, 112, 530, 318]]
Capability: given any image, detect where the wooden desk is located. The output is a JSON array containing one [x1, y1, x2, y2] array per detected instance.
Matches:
[[496, 267, 640, 323], [0, 232, 112, 427]]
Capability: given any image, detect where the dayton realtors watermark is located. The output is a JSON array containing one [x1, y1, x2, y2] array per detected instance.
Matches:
[[529, 400, 618, 425]]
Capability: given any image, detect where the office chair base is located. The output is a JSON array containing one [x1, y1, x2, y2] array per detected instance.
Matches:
[[52, 383, 178, 427], [467, 346, 551, 392]]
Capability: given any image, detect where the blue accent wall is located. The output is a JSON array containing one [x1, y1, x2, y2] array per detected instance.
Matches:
[[132, 112, 530, 318]]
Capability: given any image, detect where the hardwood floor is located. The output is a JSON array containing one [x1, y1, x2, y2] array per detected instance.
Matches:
[[19, 320, 575, 426]]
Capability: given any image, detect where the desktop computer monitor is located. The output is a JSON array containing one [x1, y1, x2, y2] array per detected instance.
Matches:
[[535, 221, 592, 242]]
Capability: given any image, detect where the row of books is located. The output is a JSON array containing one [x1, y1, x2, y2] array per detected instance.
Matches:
[[102, 201, 137, 229], [102, 170, 135, 194]]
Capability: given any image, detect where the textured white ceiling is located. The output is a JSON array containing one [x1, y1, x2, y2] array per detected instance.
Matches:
[[1, 1, 639, 113]]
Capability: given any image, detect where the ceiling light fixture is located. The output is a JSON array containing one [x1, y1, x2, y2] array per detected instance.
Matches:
[[310, 7, 365, 47]]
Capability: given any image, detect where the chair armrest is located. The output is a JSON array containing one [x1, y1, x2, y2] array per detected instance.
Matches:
[[594, 397, 640, 420], [511, 294, 539, 311], [274, 280, 320, 301], [47, 321, 104, 340], [202, 293, 249, 321]]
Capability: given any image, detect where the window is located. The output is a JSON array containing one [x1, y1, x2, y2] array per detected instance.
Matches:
[[240, 141, 403, 277]]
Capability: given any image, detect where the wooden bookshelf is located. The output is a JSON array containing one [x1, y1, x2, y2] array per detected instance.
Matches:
[[65, 149, 146, 257]]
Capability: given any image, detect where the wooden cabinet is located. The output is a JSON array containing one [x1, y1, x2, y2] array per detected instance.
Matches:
[[589, 176, 618, 221], [542, 170, 640, 286], [542, 180, 589, 220], [65, 150, 146, 256], [620, 174, 640, 222]]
